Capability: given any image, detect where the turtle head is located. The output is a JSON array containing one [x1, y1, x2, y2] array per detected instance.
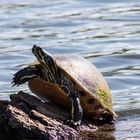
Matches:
[[32, 45, 45, 64], [32, 45, 60, 84], [32, 45, 53, 66]]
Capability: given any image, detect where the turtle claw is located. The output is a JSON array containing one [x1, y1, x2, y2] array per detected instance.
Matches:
[[66, 119, 81, 128]]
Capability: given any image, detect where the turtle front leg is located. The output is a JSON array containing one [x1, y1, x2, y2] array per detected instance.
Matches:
[[12, 66, 41, 86], [67, 93, 83, 127], [61, 85, 83, 126], [60, 76, 83, 127]]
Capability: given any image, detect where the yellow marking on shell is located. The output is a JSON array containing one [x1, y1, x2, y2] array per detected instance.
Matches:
[[99, 89, 109, 99], [96, 87, 112, 111], [20, 74, 37, 81]]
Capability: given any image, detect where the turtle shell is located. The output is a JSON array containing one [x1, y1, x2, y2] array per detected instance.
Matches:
[[29, 54, 115, 120]]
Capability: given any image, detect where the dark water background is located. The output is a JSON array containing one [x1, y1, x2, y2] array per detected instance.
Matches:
[[0, 0, 140, 139]]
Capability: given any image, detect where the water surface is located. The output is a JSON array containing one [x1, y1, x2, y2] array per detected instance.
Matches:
[[0, 0, 140, 139]]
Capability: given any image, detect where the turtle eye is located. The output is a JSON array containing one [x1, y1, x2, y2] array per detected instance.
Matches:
[[32, 45, 45, 61], [38, 48, 46, 58]]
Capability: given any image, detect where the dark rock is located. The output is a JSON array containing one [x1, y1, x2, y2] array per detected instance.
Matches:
[[0, 91, 115, 140]]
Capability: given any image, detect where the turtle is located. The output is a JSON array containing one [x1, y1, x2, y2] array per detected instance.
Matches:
[[12, 45, 116, 126]]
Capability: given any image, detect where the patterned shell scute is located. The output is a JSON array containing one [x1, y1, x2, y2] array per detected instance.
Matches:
[[54, 54, 112, 111]]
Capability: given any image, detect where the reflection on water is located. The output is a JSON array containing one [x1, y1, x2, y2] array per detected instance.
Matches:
[[0, 0, 140, 139]]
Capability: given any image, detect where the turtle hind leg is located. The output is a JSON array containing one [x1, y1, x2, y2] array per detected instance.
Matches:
[[12, 66, 41, 86], [32, 45, 60, 84]]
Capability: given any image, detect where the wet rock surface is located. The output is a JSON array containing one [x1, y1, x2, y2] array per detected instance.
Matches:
[[0, 91, 115, 140]]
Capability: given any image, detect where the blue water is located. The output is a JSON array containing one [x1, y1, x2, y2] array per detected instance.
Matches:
[[0, 0, 140, 139]]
